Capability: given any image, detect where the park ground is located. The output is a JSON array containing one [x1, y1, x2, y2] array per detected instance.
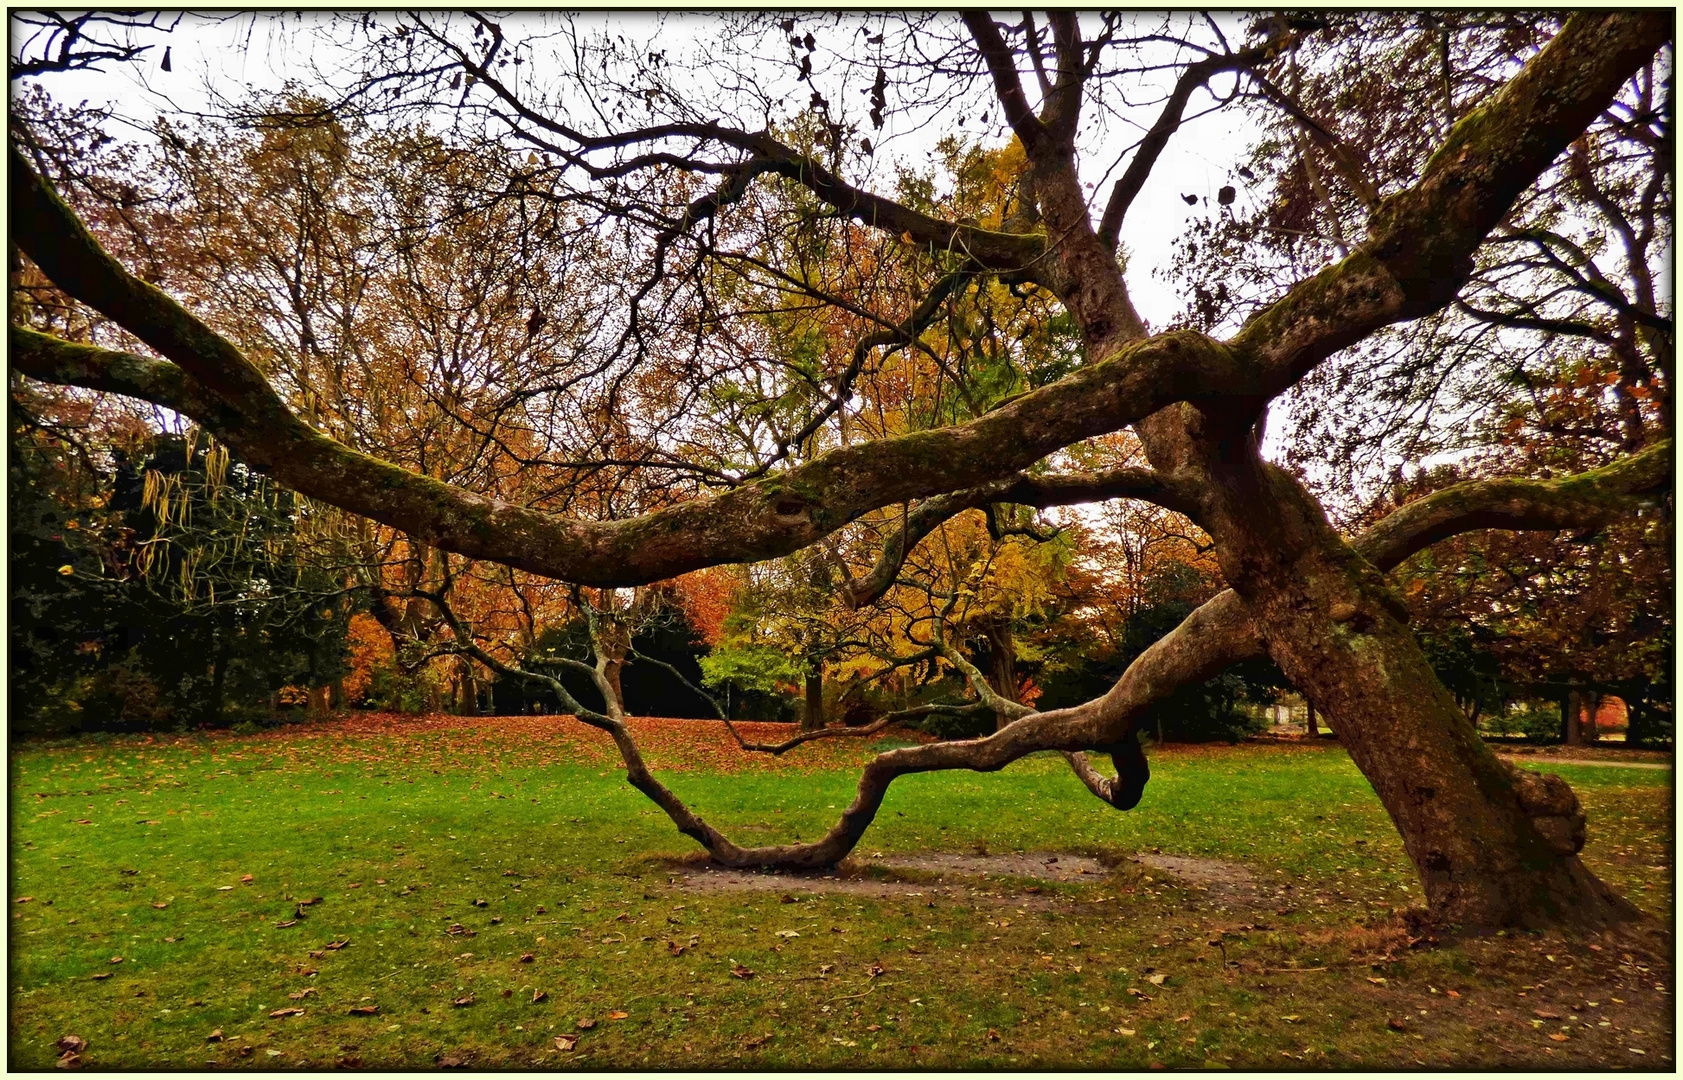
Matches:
[[9, 714, 1674, 1069]]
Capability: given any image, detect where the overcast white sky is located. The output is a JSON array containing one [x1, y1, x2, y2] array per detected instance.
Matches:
[[17, 10, 1260, 332]]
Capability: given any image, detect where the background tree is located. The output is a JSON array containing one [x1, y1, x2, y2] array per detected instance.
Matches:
[[9, 12, 1672, 928]]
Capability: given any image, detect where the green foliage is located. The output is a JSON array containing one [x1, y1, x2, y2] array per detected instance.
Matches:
[[1038, 564, 1281, 742], [8, 414, 353, 737]]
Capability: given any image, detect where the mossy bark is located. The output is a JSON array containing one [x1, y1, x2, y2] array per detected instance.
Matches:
[[1140, 404, 1639, 929]]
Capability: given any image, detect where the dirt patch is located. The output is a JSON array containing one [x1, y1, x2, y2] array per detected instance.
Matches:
[[667, 851, 1105, 909], [668, 848, 1269, 911], [1137, 852, 1256, 890]]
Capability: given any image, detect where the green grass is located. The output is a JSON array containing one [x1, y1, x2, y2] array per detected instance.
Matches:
[[9, 720, 1673, 1069]]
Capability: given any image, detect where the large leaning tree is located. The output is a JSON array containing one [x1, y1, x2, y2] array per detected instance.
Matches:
[[10, 11, 1672, 928]]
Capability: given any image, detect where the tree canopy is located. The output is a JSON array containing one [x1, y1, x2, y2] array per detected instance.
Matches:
[[9, 11, 1672, 929]]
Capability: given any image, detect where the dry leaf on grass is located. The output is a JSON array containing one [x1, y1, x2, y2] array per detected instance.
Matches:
[[348, 1005, 379, 1016], [730, 964, 754, 979], [269, 1007, 305, 1019], [576, 1018, 597, 1030], [554, 1035, 578, 1052]]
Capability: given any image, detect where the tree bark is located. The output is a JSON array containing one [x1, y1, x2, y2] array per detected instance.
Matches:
[[1563, 688, 1584, 746], [1305, 698, 1319, 737], [982, 620, 1020, 731], [803, 665, 824, 731], [1139, 403, 1636, 928]]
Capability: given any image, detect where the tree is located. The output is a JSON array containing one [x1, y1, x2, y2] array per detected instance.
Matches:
[[10, 12, 1672, 928]]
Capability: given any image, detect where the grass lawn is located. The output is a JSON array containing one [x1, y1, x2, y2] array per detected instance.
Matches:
[[9, 714, 1673, 1069]]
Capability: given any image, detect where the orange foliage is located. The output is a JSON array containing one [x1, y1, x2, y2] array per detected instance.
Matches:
[[342, 612, 394, 705]]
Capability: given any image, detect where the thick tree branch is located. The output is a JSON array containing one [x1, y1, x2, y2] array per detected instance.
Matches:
[[1356, 438, 1672, 569], [960, 12, 1049, 154], [1230, 12, 1670, 401]]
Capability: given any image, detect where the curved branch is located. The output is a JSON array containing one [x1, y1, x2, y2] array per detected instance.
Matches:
[[1097, 40, 1280, 248], [1355, 439, 1671, 569], [844, 463, 1193, 608]]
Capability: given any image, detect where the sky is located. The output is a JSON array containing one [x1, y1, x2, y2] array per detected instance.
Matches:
[[15, 10, 1260, 332]]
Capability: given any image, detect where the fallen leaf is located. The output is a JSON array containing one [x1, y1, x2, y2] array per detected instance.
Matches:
[[56, 1036, 87, 1054], [74, 819, 92, 825], [1549, 1033, 1569, 1042], [608, 1010, 629, 1020], [1116, 1028, 1137, 1037], [501, 989, 513, 998], [56, 1053, 81, 1070], [206, 1030, 224, 1043], [1367, 977, 1386, 985], [1147, 973, 1167, 986], [108, 957, 124, 965], [15, 897, 34, 904], [1175, 1014, 1192, 1023], [730, 964, 754, 979], [1446, 990, 1461, 999], [452, 995, 474, 1007], [438, 1052, 467, 1068], [325, 939, 351, 950], [577, 1018, 597, 1030], [1534, 1009, 1562, 1020], [275, 920, 297, 929], [744, 1034, 772, 1049], [666, 940, 688, 956], [819, 963, 835, 974], [532, 990, 548, 1003], [348, 1005, 379, 1016], [446, 924, 474, 937], [867, 962, 884, 978], [269, 1007, 305, 1019], [240, 874, 254, 884], [553, 1035, 578, 1052], [520, 953, 535, 963], [1280, 1015, 1301, 1023], [780, 894, 797, 904], [1387, 1018, 1407, 1032], [216, 886, 234, 891], [986, 1029, 1000, 1042], [90, 974, 112, 981], [288, 989, 316, 1000], [775, 930, 799, 938], [152, 903, 168, 910], [298, 896, 323, 907]]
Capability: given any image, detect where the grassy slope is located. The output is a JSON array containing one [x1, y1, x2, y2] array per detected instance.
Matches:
[[9, 716, 1673, 1069]]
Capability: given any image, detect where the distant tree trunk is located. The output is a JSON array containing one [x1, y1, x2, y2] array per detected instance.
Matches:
[[1563, 688, 1584, 746], [803, 664, 824, 731], [1306, 698, 1319, 737], [592, 612, 631, 716], [983, 621, 1019, 731], [1583, 692, 1601, 742]]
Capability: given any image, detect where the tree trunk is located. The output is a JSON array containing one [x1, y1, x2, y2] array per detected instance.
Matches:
[[1583, 692, 1601, 743], [1140, 404, 1636, 928], [1563, 689, 1584, 746], [591, 612, 631, 716], [1305, 698, 1319, 737], [803, 665, 824, 731], [983, 621, 1019, 731]]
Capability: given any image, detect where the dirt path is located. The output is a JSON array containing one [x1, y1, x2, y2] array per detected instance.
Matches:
[[670, 849, 1272, 912], [1501, 756, 1672, 771]]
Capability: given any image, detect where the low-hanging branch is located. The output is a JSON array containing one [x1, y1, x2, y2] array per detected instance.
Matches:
[[11, 14, 1666, 592]]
